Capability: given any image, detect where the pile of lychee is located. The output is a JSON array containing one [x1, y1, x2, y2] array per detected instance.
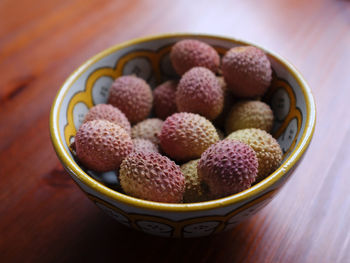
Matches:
[[72, 39, 283, 203]]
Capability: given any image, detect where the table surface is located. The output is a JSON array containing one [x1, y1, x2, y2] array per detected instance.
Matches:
[[1, 0, 350, 262]]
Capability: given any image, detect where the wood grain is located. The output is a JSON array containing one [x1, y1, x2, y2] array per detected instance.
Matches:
[[1, 0, 349, 262]]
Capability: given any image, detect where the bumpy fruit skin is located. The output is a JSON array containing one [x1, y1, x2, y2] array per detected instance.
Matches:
[[153, 80, 178, 120], [225, 100, 274, 134], [108, 75, 153, 124], [159, 113, 219, 161], [222, 46, 272, 97], [119, 152, 185, 203], [176, 67, 224, 120], [132, 138, 159, 153], [83, 104, 131, 134], [75, 120, 133, 172], [198, 140, 258, 199], [170, 39, 220, 75], [131, 118, 163, 145], [227, 128, 283, 182], [181, 160, 207, 203]]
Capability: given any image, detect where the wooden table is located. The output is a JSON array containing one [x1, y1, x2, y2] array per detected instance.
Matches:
[[1, 0, 349, 262]]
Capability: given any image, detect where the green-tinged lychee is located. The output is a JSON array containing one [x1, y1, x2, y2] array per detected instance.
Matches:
[[227, 128, 282, 182], [119, 152, 185, 203], [153, 80, 178, 120], [83, 104, 131, 134], [225, 100, 274, 134], [181, 160, 208, 203], [131, 118, 163, 145], [159, 113, 219, 161], [176, 67, 224, 120], [170, 39, 220, 75], [198, 140, 258, 199], [108, 75, 153, 124], [74, 120, 133, 172], [222, 46, 272, 97], [132, 138, 159, 153]]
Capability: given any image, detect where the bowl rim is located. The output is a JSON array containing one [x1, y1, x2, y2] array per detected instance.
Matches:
[[50, 33, 316, 212]]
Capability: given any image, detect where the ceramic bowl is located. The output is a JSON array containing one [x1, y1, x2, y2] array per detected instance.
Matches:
[[50, 33, 316, 238]]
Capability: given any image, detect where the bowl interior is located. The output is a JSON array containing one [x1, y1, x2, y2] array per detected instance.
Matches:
[[50, 34, 315, 210]]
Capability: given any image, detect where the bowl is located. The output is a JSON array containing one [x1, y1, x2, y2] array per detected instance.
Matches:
[[50, 33, 316, 238]]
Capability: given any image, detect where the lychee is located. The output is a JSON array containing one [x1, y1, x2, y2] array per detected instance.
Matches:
[[170, 39, 220, 75], [222, 46, 272, 97], [227, 128, 282, 182], [119, 152, 185, 203], [180, 160, 207, 203], [108, 75, 153, 124], [153, 80, 178, 120], [74, 120, 133, 172], [83, 104, 131, 134], [198, 140, 258, 199], [176, 67, 224, 120], [131, 118, 163, 145], [159, 113, 219, 161], [132, 138, 159, 153], [225, 100, 274, 134]]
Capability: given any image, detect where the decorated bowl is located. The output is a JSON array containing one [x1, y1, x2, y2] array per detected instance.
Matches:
[[50, 33, 316, 238]]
